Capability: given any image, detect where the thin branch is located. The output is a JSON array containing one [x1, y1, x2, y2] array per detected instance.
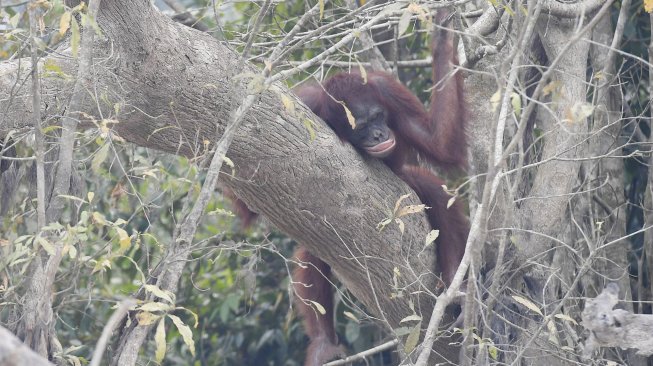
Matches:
[[89, 299, 136, 366], [241, 0, 272, 61], [325, 339, 399, 366], [27, 1, 45, 229], [46, 0, 102, 220]]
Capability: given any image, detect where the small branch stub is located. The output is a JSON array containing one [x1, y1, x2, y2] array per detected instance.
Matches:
[[581, 283, 653, 358]]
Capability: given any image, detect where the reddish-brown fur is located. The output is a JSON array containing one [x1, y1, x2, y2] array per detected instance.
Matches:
[[291, 12, 468, 365], [227, 11, 468, 366]]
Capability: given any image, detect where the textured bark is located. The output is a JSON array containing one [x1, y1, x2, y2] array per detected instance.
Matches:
[[0, 0, 444, 358], [0, 326, 54, 366], [582, 283, 653, 357]]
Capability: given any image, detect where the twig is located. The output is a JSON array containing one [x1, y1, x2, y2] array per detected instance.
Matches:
[[89, 299, 136, 366], [27, 1, 45, 229], [324, 339, 399, 365], [47, 0, 102, 220], [241, 0, 272, 61]]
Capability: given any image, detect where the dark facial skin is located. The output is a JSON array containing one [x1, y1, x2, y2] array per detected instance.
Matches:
[[344, 103, 396, 158]]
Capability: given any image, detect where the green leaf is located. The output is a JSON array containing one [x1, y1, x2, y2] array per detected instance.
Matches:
[[398, 9, 411, 37], [488, 345, 499, 360], [67, 244, 77, 259], [92, 211, 107, 225], [155, 318, 166, 363], [36, 235, 55, 255], [168, 314, 195, 356], [404, 321, 422, 354], [91, 143, 110, 173], [44, 59, 64, 74], [9, 12, 21, 28]]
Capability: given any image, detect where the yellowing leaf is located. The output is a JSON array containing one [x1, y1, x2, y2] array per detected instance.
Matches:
[[168, 314, 196, 356], [115, 227, 131, 253], [319, 0, 325, 20], [511, 92, 521, 118], [280, 94, 296, 115], [490, 90, 501, 113], [59, 11, 71, 36], [542, 80, 561, 97], [393, 193, 411, 214], [91, 258, 112, 274], [136, 311, 160, 325], [343, 104, 356, 129], [309, 300, 326, 315], [511, 295, 543, 316], [175, 306, 199, 328], [343, 311, 359, 322], [447, 196, 456, 209], [645, 0, 653, 12], [87, 191, 95, 202], [155, 318, 167, 363], [404, 322, 421, 354], [400, 315, 422, 323], [488, 345, 499, 360], [303, 118, 317, 141], [395, 218, 405, 234], [145, 284, 175, 304], [554, 313, 578, 325], [396, 204, 426, 218], [425, 230, 439, 246], [139, 302, 173, 313], [547, 319, 559, 345], [358, 62, 367, 84]]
